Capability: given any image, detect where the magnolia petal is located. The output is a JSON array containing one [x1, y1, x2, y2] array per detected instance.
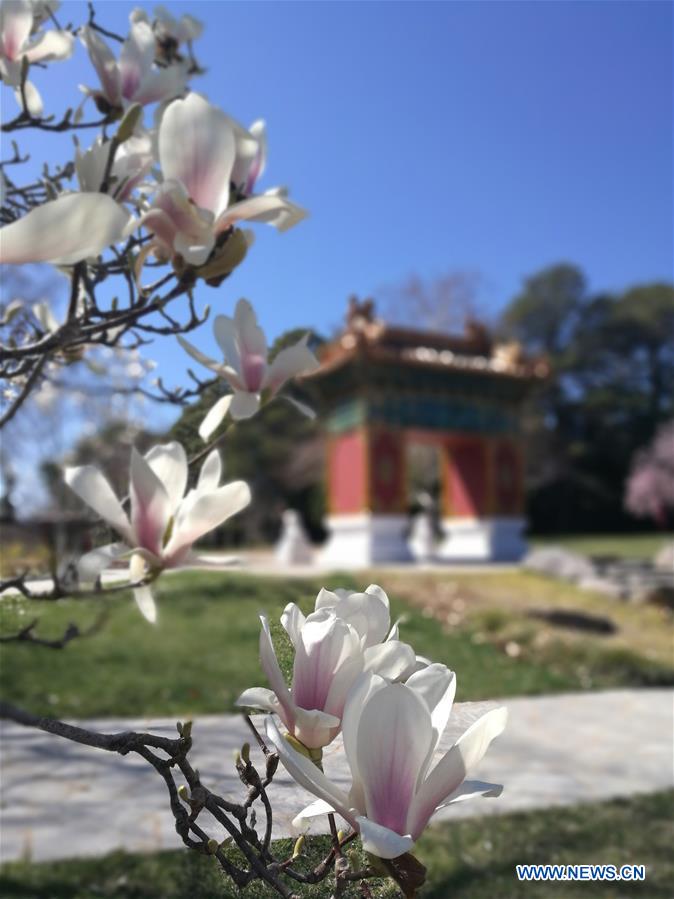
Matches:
[[406, 664, 456, 766], [0, 193, 132, 265], [13, 79, 42, 116], [64, 465, 133, 544], [265, 717, 355, 825], [219, 192, 307, 233], [314, 587, 341, 612], [77, 541, 130, 582], [198, 394, 232, 441], [280, 394, 316, 419], [1, 1, 33, 62], [341, 672, 388, 813], [144, 441, 188, 513], [280, 602, 306, 648], [357, 683, 433, 836], [133, 584, 157, 623], [23, 28, 74, 63], [333, 590, 391, 648], [229, 390, 260, 421], [173, 229, 215, 267], [197, 449, 222, 492], [236, 687, 279, 713], [79, 25, 121, 106], [176, 335, 226, 374], [166, 480, 251, 559], [356, 816, 415, 860], [159, 93, 235, 217], [363, 640, 416, 681], [130, 447, 171, 557], [293, 705, 341, 750], [291, 798, 336, 834], [262, 335, 319, 394], [407, 707, 507, 840], [439, 779, 503, 808], [258, 615, 296, 731], [118, 19, 155, 101]]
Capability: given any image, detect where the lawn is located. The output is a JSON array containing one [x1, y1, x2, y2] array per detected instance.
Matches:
[[529, 532, 673, 560], [1, 791, 672, 898], [1, 569, 673, 719]]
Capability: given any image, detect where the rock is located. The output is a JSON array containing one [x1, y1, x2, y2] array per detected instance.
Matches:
[[274, 509, 313, 565], [577, 576, 628, 599], [523, 547, 596, 582], [654, 542, 674, 572]]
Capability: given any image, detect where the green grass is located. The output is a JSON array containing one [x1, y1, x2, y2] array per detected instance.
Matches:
[[2, 571, 673, 719], [1, 791, 672, 897], [529, 532, 673, 560]]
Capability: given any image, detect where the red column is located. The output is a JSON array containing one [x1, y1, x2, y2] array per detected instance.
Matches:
[[442, 437, 489, 517]]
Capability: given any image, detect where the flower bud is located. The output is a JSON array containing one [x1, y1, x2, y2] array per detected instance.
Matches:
[[177, 784, 189, 803], [292, 834, 305, 859], [116, 103, 143, 143], [241, 741, 250, 764], [206, 838, 219, 855]]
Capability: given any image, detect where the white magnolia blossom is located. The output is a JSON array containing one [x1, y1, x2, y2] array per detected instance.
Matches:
[[80, 15, 187, 114], [135, 93, 306, 269], [237, 588, 418, 750], [0, 192, 133, 265], [64, 443, 250, 622], [0, 0, 74, 116], [74, 130, 154, 200], [132, 5, 203, 49], [178, 299, 319, 438], [267, 666, 507, 859]]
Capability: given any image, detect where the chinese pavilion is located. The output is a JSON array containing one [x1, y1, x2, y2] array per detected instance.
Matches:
[[309, 297, 548, 565]]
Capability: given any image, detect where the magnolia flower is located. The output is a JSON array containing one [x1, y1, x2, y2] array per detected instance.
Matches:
[[237, 589, 417, 749], [267, 666, 507, 859], [132, 5, 202, 53], [74, 131, 154, 200], [79, 16, 186, 115], [0, 192, 133, 265], [135, 93, 306, 270], [64, 443, 250, 621], [178, 299, 319, 438], [0, 0, 74, 116]]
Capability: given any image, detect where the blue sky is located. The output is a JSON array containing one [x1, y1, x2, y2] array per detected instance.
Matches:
[[3, 0, 673, 434]]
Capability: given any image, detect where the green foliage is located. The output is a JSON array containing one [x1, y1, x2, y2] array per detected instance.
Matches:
[[2, 791, 672, 897], [1, 571, 672, 720], [500, 265, 674, 533]]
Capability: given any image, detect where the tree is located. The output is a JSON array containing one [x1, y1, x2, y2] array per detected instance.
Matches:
[[379, 269, 485, 333], [625, 421, 674, 527]]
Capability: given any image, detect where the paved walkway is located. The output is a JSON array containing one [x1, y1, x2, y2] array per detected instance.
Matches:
[[1, 689, 672, 863]]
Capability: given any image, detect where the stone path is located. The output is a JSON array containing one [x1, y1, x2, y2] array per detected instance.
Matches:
[[1, 689, 672, 863]]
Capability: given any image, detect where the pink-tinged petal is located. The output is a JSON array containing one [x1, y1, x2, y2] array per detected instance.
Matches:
[[197, 450, 222, 492], [363, 640, 416, 681], [80, 25, 121, 106], [22, 28, 74, 63], [118, 20, 155, 100], [164, 480, 250, 560], [341, 673, 388, 812], [159, 93, 235, 216], [293, 706, 341, 750], [437, 779, 503, 808], [176, 335, 226, 374], [356, 816, 414, 861], [0, 193, 132, 265], [229, 390, 260, 421], [265, 717, 355, 824], [144, 442, 187, 513], [262, 334, 319, 394], [213, 312, 242, 374], [64, 465, 133, 544], [357, 683, 432, 836], [217, 192, 307, 233], [280, 602, 306, 648], [0, 0, 32, 61], [405, 664, 456, 760], [407, 706, 507, 840], [245, 119, 267, 193], [229, 118, 262, 194], [129, 447, 171, 556], [135, 207, 177, 255], [292, 611, 356, 714], [257, 615, 296, 732], [233, 299, 268, 389], [198, 395, 232, 441]]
